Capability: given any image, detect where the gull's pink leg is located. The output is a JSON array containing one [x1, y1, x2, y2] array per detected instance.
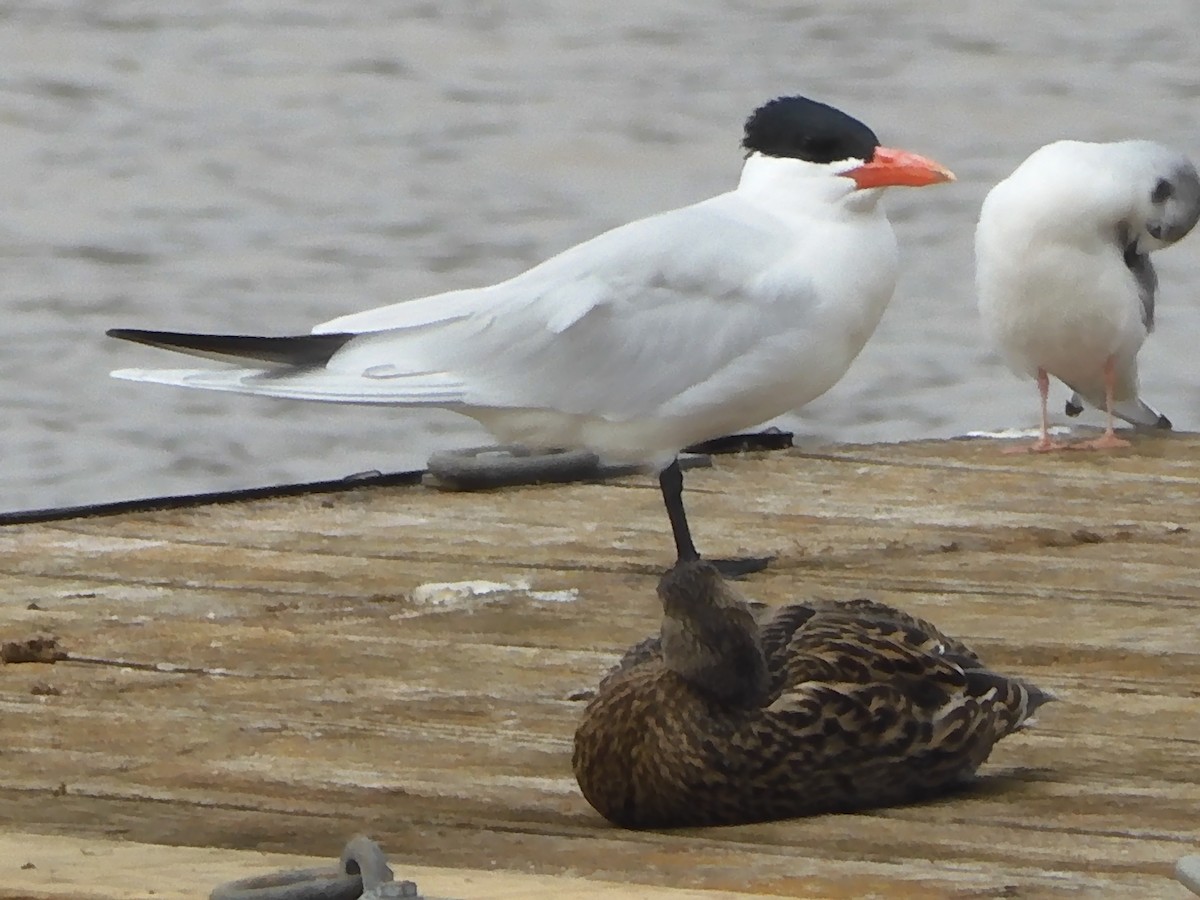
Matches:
[[1008, 367, 1068, 453], [1071, 357, 1131, 450]]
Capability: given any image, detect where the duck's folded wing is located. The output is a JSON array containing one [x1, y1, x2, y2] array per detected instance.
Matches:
[[770, 609, 976, 693], [764, 681, 941, 759], [790, 598, 982, 665], [767, 605, 1049, 739], [766, 671, 1045, 767]]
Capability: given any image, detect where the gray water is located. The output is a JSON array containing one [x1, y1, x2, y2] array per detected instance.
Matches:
[[3, 1, 1199, 513]]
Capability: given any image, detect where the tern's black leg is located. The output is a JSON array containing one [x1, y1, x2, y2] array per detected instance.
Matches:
[[657, 459, 772, 577], [659, 459, 700, 562]]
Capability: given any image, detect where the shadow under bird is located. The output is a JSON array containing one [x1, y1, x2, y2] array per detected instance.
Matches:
[[107, 95, 953, 575], [572, 561, 1051, 828], [976, 139, 1200, 452]]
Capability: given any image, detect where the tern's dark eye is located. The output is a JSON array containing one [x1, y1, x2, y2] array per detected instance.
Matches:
[[1151, 178, 1173, 203]]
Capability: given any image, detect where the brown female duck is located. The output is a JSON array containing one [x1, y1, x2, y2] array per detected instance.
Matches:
[[572, 560, 1051, 828]]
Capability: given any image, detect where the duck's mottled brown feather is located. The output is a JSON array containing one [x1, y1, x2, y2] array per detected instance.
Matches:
[[573, 561, 1051, 828]]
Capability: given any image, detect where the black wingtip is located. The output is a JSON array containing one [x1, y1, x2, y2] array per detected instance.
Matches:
[[105, 328, 354, 366], [1064, 398, 1083, 418]]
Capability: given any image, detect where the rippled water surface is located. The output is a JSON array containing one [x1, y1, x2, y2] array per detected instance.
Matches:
[[3, 1, 1199, 512]]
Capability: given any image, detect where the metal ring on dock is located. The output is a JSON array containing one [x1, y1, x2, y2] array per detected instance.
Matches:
[[683, 427, 793, 455], [422, 445, 713, 492], [1179, 855, 1200, 896], [209, 836, 418, 900]]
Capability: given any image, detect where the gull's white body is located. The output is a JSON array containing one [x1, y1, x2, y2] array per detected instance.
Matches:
[[976, 140, 1194, 424], [115, 154, 900, 470]]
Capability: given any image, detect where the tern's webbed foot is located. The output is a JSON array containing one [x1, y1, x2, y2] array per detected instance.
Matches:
[[1068, 433, 1132, 451], [1003, 437, 1071, 454]]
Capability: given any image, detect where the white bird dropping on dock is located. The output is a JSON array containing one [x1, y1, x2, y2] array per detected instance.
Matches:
[[976, 139, 1200, 452], [107, 95, 954, 572]]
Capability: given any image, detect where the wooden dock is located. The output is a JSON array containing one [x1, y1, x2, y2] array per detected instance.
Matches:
[[1, 435, 1198, 899]]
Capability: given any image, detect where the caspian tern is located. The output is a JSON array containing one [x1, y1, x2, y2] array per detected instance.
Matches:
[[108, 95, 954, 573], [976, 140, 1200, 452]]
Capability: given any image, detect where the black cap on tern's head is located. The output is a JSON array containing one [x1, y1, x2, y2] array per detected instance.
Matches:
[[741, 96, 955, 190], [742, 95, 880, 164]]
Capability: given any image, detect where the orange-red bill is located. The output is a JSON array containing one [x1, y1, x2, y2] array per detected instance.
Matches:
[[845, 146, 956, 189]]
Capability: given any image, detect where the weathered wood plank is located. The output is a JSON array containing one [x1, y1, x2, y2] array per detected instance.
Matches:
[[0, 832, 772, 900], [2, 435, 1199, 898]]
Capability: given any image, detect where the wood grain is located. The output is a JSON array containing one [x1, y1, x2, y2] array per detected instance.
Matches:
[[1, 435, 1198, 897]]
